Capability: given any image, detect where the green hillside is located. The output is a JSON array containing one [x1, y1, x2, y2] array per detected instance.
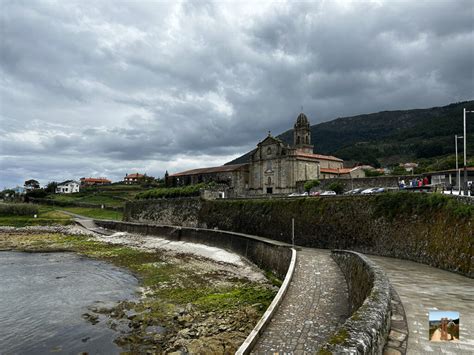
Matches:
[[227, 100, 474, 169]]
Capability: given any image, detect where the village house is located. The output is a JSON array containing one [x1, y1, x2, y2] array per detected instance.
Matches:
[[56, 180, 80, 194], [124, 173, 146, 184], [168, 112, 344, 196], [80, 177, 111, 186]]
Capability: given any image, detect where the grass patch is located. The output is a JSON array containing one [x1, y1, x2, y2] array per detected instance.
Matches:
[[0, 205, 72, 226], [57, 206, 123, 220], [328, 328, 349, 345]]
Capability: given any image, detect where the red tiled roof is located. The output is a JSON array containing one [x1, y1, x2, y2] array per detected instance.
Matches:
[[296, 153, 344, 162], [320, 168, 340, 174], [337, 168, 353, 174], [170, 163, 249, 177]]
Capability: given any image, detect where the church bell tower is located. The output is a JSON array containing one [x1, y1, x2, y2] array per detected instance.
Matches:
[[293, 112, 313, 154]]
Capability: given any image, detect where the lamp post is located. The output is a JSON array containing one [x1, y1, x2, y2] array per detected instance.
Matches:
[[462, 108, 474, 195], [455, 135, 463, 193]]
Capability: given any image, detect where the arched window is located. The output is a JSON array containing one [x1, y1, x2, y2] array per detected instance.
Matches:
[[297, 136, 300, 145], [266, 160, 272, 172], [267, 147, 272, 155], [267, 177, 271, 185], [306, 136, 309, 144]]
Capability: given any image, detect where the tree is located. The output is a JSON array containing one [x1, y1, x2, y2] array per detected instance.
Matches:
[[304, 179, 320, 192], [24, 179, 40, 190], [45, 181, 58, 194], [327, 181, 345, 195]]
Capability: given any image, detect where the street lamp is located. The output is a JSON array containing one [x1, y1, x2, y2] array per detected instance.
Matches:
[[455, 134, 463, 193], [462, 108, 474, 196]]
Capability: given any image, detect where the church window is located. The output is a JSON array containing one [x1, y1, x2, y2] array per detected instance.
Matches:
[[297, 136, 300, 145], [267, 177, 271, 185], [306, 136, 309, 144], [267, 147, 272, 155], [266, 160, 272, 172]]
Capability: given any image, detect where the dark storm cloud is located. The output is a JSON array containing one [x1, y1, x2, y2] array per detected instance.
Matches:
[[1, 0, 473, 187]]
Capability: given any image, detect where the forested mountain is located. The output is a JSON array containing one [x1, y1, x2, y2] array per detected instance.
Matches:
[[227, 100, 474, 169]]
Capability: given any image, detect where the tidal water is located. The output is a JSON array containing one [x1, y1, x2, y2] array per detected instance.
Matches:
[[0, 251, 138, 354]]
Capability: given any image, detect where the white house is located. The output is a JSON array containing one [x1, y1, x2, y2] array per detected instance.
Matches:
[[56, 180, 80, 194]]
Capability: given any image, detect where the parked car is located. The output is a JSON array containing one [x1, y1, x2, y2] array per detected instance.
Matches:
[[320, 190, 336, 196], [361, 187, 378, 194], [310, 191, 321, 196], [344, 188, 363, 195], [288, 192, 308, 197], [372, 187, 385, 194]]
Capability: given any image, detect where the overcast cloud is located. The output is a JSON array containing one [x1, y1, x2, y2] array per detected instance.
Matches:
[[1, 0, 473, 188]]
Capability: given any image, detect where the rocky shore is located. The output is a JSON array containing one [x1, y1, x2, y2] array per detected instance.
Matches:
[[0, 226, 278, 353]]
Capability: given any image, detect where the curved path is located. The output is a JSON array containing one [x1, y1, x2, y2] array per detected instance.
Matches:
[[252, 248, 349, 353], [369, 256, 474, 354]]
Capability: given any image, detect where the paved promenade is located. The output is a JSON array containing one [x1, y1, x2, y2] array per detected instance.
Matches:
[[369, 256, 474, 355], [252, 248, 349, 354]]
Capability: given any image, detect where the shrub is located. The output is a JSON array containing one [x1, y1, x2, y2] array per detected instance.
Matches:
[[304, 179, 320, 192], [326, 181, 345, 194], [364, 169, 383, 177], [135, 183, 208, 199], [0, 203, 39, 216]]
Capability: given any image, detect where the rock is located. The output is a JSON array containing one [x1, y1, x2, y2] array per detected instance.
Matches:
[[81, 313, 99, 325], [389, 330, 406, 342]]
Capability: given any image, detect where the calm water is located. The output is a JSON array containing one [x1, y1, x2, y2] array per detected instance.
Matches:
[[0, 251, 138, 354]]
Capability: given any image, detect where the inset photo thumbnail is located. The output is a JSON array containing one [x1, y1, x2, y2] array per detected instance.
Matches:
[[429, 311, 459, 342]]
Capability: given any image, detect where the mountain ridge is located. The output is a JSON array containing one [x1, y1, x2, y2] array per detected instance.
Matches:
[[226, 100, 474, 168]]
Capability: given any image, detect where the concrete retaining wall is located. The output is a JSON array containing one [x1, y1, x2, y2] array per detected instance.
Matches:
[[94, 220, 292, 279], [319, 250, 391, 354]]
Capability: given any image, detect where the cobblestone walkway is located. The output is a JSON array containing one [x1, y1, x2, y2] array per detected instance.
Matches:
[[369, 256, 474, 355], [252, 248, 349, 354]]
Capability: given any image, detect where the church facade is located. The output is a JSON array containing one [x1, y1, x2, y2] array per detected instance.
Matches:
[[247, 113, 343, 194], [168, 113, 344, 196]]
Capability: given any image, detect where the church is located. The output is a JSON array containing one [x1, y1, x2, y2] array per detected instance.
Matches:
[[168, 113, 344, 196]]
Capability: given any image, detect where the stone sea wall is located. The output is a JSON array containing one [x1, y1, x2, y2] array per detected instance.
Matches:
[[319, 250, 391, 354], [198, 195, 473, 277], [125, 193, 473, 277]]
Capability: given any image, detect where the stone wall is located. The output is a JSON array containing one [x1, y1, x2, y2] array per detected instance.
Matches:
[[94, 220, 292, 279], [318, 175, 414, 192], [319, 250, 391, 354], [198, 195, 473, 277], [124, 198, 201, 227], [124, 193, 473, 277]]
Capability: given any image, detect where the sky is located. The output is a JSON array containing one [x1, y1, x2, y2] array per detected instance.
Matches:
[[429, 311, 460, 321], [1, 0, 473, 188]]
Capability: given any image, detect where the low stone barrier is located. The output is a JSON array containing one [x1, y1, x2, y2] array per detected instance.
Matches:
[[319, 250, 391, 354]]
